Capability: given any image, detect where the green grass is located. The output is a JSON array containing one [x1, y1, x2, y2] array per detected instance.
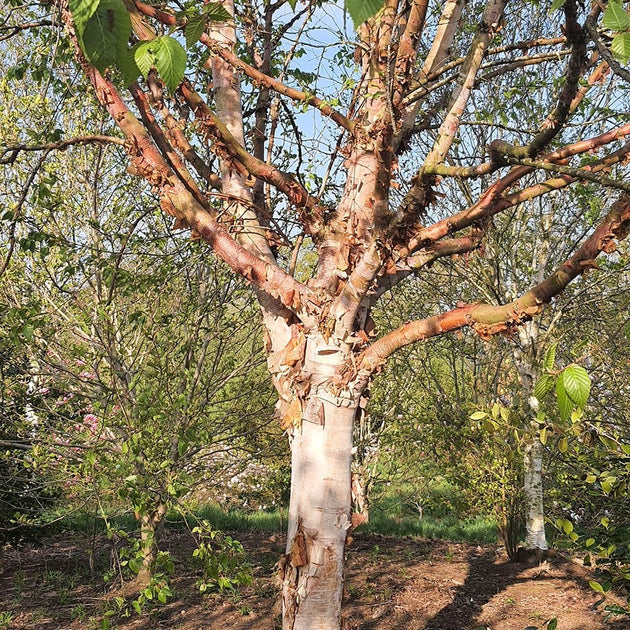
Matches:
[[192, 504, 286, 532], [361, 511, 497, 543], [47, 501, 497, 544]]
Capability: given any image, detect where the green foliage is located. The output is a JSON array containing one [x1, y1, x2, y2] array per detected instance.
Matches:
[[534, 352, 591, 428], [345, 0, 386, 28], [556, 365, 590, 421], [191, 520, 252, 593], [134, 36, 187, 93], [68, 0, 100, 37], [602, 1, 630, 31], [611, 33, 630, 64], [601, 0, 630, 64], [0, 611, 14, 630], [79, 0, 131, 73], [467, 403, 526, 560]]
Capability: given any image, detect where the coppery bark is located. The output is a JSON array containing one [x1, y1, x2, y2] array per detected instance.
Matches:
[[46, 2, 630, 627]]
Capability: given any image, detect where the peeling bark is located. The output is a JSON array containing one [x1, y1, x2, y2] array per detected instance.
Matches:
[[280, 336, 361, 630]]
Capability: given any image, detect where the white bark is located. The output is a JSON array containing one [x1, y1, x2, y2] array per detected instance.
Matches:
[[523, 437, 548, 550], [282, 338, 358, 630]]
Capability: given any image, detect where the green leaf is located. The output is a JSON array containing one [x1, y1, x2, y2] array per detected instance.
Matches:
[[69, 0, 101, 37], [602, 1, 630, 31], [543, 343, 557, 371], [134, 35, 188, 92], [118, 47, 140, 86], [556, 372, 572, 421], [185, 17, 205, 48], [585, 538, 595, 547], [547, 618, 558, 630], [558, 436, 568, 453], [534, 373, 554, 400], [345, 0, 385, 28], [590, 580, 605, 593], [562, 519, 573, 535], [611, 33, 630, 64], [540, 426, 548, 445], [550, 0, 566, 12], [133, 40, 155, 78], [157, 590, 167, 603], [470, 411, 487, 420], [154, 36, 187, 92], [82, 0, 131, 72], [202, 2, 233, 22], [287, 0, 297, 8], [562, 365, 591, 409]]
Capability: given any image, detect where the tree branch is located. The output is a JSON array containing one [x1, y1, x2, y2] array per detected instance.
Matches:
[[422, 0, 507, 169], [179, 82, 326, 238], [490, 0, 587, 160], [585, 20, 630, 84], [60, 16, 319, 322], [361, 192, 630, 370], [397, 122, 630, 256], [0, 135, 125, 164], [131, 0, 354, 132]]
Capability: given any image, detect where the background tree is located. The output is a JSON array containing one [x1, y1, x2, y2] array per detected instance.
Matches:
[[3, 0, 630, 627]]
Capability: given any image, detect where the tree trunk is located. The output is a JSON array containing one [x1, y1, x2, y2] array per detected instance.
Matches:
[[280, 338, 359, 630], [136, 502, 167, 586], [523, 437, 547, 552], [515, 322, 548, 554]]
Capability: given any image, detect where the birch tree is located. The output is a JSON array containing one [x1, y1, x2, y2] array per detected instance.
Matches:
[[3, 0, 630, 627]]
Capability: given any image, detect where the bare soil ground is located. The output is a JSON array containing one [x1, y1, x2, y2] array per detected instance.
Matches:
[[1, 530, 628, 630]]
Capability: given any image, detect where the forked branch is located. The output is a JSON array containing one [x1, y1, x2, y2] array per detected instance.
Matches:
[[361, 193, 630, 370]]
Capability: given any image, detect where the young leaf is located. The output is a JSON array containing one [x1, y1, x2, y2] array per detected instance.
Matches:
[[602, 1, 630, 32], [345, 0, 385, 29], [202, 2, 233, 22], [562, 365, 591, 409], [543, 343, 557, 371], [555, 372, 572, 421], [558, 436, 568, 453], [611, 33, 630, 64], [81, 0, 131, 72], [69, 0, 101, 37], [185, 17, 205, 48], [550, 0, 566, 12], [133, 40, 156, 79], [118, 47, 140, 86], [534, 373, 554, 400], [153, 36, 187, 93], [589, 580, 605, 593]]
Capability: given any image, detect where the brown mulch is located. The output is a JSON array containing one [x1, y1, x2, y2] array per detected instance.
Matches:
[[1, 530, 628, 629]]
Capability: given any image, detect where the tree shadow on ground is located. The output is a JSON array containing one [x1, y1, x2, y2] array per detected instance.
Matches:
[[422, 549, 546, 630], [420, 548, 630, 630]]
